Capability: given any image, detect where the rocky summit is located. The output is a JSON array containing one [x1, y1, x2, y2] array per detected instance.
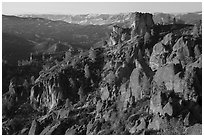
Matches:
[[2, 12, 202, 135]]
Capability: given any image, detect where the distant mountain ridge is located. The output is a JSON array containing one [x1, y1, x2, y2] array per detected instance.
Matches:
[[17, 11, 202, 25], [17, 13, 132, 25], [2, 15, 111, 45]]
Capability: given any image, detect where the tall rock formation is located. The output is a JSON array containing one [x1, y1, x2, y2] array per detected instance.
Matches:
[[108, 12, 154, 46], [131, 12, 154, 37]]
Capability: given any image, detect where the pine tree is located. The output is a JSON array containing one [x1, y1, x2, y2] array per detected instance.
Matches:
[[84, 64, 90, 79], [173, 17, 176, 24], [192, 24, 199, 38], [30, 76, 35, 85], [89, 48, 97, 62], [65, 51, 71, 61], [78, 86, 85, 103]]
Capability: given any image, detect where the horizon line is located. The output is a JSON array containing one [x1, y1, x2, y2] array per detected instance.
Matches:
[[2, 10, 202, 16]]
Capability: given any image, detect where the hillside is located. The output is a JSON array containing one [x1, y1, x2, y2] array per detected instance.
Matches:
[[2, 15, 111, 45], [2, 12, 202, 135], [2, 32, 34, 65], [2, 15, 111, 64]]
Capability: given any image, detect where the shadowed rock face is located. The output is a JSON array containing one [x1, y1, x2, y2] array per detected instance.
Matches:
[[131, 12, 154, 36], [2, 12, 202, 135]]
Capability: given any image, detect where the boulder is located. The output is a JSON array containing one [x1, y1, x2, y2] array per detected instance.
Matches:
[[86, 121, 94, 134], [154, 63, 176, 91], [136, 117, 146, 132], [28, 119, 41, 135], [161, 33, 173, 46], [183, 65, 201, 103], [101, 86, 109, 101], [173, 72, 184, 93], [149, 88, 163, 115], [162, 102, 173, 116], [104, 71, 116, 85], [40, 121, 61, 135], [115, 63, 133, 84], [173, 37, 186, 51], [57, 109, 69, 119], [147, 115, 162, 131], [129, 68, 150, 102], [149, 42, 168, 71], [183, 112, 190, 126], [194, 44, 201, 59], [118, 81, 131, 111], [130, 117, 146, 134], [65, 127, 76, 135], [187, 55, 202, 69], [103, 110, 111, 121], [185, 124, 202, 135], [96, 100, 103, 113], [20, 128, 29, 135], [103, 61, 113, 71], [167, 36, 192, 67], [109, 24, 131, 45]]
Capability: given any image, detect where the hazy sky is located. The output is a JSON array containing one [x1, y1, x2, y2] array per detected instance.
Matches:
[[2, 2, 202, 15]]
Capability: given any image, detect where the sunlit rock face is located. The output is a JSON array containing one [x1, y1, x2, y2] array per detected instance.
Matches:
[[109, 12, 154, 46], [109, 25, 131, 46]]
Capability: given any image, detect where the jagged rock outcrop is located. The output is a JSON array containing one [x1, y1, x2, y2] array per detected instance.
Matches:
[[131, 12, 154, 36], [129, 67, 150, 102], [109, 25, 131, 46], [2, 12, 202, 135], [28, 24, 201, 135], [109, 12, 154, 46], [28, 119, 41, 135], [149, 33, 173, 71]]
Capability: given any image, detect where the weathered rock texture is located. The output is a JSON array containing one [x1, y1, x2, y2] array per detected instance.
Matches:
[[131, 12, 154, 36], [2, 12, 202, 135]]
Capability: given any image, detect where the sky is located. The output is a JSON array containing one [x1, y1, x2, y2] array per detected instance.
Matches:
[[2, 2, 202, 15]]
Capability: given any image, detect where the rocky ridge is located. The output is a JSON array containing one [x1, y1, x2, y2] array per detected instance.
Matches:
[[2, 12, 202, 135]]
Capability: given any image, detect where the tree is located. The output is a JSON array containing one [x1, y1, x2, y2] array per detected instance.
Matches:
[[167, 15, 171, 24], [84, 64, 90, 79], [23, 79, 29, 89], [65, 51, 72, 61], [18, 60, 22, 66], [89, 48, 97, 62], [30, 53, 33, 61], [192, 24, 199, 38], [78, 86, 85, 103], [173, 17, 176, 24], [198, 20, 202, 35], [30, 76, 35, 85]]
